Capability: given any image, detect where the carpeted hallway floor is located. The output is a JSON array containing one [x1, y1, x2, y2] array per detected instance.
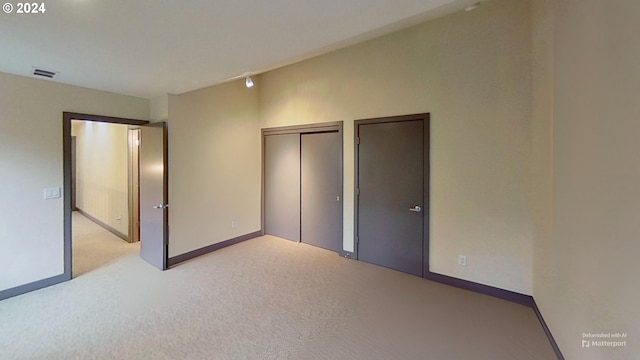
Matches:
[[72, 212, 140, 277], [0, 213, 556, 359]]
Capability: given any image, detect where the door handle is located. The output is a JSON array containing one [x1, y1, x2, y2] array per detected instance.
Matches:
[[409, 205, 422, 212], [153, 204, 168, 209]]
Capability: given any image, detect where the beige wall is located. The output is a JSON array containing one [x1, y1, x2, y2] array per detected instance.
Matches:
[[72, 120, 130, 237], [533, 1, 640, 358], [150, 94, 169, 122], [167, 80, 261, 257], [0, 72, 148, 292], [259, 0, 533, 294], [530, 0, 557, 353]]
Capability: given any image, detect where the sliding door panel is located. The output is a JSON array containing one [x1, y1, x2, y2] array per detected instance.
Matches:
[[301, 132, 341, 252], [264, 134, 301, 242]]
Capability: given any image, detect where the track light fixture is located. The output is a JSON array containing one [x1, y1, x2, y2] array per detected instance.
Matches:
[[245, 76, 254, 88], [465, 2, 481, 11]]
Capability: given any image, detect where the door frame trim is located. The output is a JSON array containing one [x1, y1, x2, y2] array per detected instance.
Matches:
[[63, 112, 149, 279], [354, 113, 430, 269], [261, 121, 344, 252], [127, 128, 142, 243]]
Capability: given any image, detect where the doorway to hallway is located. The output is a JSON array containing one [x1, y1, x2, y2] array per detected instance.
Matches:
[[70, 120, 141, 274], [62, 112, 169, 281]]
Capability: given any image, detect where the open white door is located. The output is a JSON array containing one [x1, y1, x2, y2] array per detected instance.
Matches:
[[139, 122, 168, 270]]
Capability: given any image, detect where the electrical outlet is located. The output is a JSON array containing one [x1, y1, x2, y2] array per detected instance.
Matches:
[[458, 255, 467, 266], [231, 220, 238, 228]]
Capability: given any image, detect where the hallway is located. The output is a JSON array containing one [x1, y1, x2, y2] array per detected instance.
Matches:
[[72, 212, 139, 277]]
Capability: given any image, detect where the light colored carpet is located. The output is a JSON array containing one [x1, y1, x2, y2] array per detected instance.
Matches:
[[72, 212, 139, 277], [0, 214, 556, 359]]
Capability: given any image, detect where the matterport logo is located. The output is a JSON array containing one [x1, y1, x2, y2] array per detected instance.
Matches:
[[582, 332, 628, 348]]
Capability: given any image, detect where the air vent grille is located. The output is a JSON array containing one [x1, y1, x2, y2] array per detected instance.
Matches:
[[33, 68, 57, 79]]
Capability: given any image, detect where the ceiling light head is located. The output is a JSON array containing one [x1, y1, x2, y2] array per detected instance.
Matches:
[[465, 2, 481, 12], [245, 76, 254, 88]]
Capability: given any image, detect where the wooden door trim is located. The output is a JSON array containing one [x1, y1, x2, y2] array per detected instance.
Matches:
[[262, 121, 342, 136], [70, 136, 77, 211], [127, 128, 141, 243], [62, 112, 149, 280]]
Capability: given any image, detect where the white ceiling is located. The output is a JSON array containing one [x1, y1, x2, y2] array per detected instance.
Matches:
[[0, 0, 476, 99]]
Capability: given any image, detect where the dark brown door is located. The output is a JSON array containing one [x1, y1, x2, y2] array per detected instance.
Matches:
[[301, 132, 342, 252], [357, 120, 424, 276], [139, 122, 168, 270]]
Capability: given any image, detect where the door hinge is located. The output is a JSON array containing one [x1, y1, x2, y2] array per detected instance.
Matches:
[[356, 137, 360, 145], [356, 188, 360, 196]]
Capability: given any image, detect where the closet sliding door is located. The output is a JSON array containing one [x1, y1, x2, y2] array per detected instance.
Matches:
[[264, 133, 301, 242], [301, 132, 342, 252], [262, 123, 343, 253]]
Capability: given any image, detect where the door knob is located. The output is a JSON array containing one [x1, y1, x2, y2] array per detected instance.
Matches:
[[409, 205, 422, 212], [153, 204, 168, 209]]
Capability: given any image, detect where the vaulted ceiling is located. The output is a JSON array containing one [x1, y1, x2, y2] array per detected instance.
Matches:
[[0, 0, 476, 98]]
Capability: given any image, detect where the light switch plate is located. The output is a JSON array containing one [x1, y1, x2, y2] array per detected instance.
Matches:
[[43, 187, 61, 199]]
